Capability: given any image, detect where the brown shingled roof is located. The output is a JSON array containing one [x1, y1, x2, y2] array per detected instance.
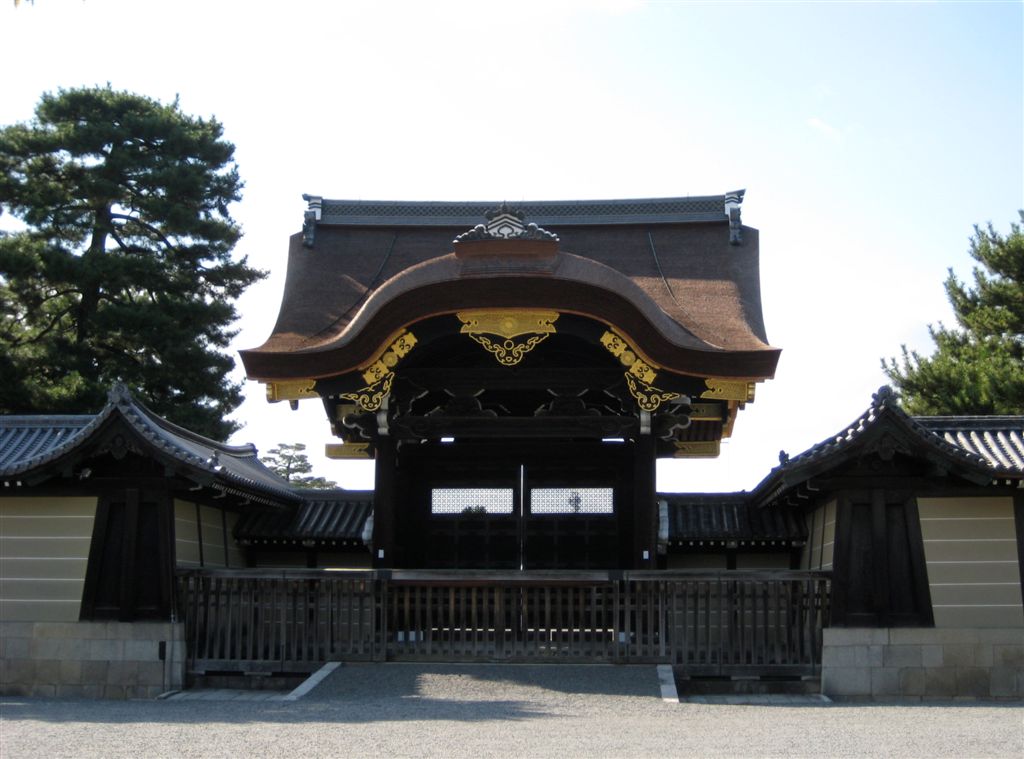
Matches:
[[240, 196, 780, 382]]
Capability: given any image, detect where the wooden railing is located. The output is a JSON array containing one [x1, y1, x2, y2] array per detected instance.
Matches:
[[175, 570, 830, 675]]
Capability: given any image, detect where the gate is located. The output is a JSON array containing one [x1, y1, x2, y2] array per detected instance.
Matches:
[[177, 569, 830, 675]]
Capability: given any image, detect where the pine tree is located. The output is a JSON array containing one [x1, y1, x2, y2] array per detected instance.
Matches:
[[260, 443, 337, 490], [0, 86, 264, 439], [883, 212, 1024, 415]]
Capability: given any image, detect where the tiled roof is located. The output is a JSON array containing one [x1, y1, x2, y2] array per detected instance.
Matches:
[[756, 387, 1024, 505], [661, 494, 806, 546], [0, 416, 93, 470], [0, 385, 300, 506], [234, 491, 374, 546], [913, 416, 1024, 472]]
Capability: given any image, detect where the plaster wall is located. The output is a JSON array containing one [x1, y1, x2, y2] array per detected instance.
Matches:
[[0, 497, 97, 622], [917, 496, 1023, 628]]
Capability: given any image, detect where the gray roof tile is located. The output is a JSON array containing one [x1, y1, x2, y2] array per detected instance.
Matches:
[[234, 491, 373, 544], [914, 417, 1024, 472], [0, 385, 299, 505]]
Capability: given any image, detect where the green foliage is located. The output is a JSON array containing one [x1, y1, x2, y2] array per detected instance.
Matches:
[[0, 86, 265, 439], [883, 212, 1024, 415], [260, 443, 337, 490]]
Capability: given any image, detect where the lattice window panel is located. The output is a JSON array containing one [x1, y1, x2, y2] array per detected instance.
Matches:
[[529, 488, 614, 515], [431, 488, 515, 516]]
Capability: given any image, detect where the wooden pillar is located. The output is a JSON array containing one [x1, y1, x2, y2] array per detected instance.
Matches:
[[118, 488, 140, 621], [632, 435, 657, 569], [372, 436, 397, 568], [81, 487, 174, 621], [871, 489, 889, 626]]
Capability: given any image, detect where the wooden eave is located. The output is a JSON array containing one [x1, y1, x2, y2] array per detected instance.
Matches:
[[753, 396, 1021, 509]]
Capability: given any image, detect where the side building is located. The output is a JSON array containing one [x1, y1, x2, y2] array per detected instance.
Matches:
[[0, 385, 368, 698]]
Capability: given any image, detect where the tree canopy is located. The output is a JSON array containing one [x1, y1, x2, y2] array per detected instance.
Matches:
[[883, 212, 1024, 415], [0, 86, 264, 440], [260, 443, 337, 490]]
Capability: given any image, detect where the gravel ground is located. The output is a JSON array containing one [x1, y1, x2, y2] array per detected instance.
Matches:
[[1, 663, 1022, 759]]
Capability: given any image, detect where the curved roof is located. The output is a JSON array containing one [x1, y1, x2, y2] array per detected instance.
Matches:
[[0, 385, 300, 506], [754, 387, 1024, 506], [239, 194, 780, 382]]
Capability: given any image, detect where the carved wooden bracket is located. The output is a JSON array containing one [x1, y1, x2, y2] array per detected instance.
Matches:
[[457, 310, 559, 366]]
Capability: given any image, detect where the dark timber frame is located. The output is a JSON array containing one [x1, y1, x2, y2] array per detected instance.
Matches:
[[176, 568, 831, 673]]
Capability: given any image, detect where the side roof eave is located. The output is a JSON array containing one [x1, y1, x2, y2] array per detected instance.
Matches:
[[1, 386, 301, 507], [751, 388, 1020, 506]]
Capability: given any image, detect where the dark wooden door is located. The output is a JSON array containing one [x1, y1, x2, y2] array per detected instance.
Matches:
[[403, 441, 630, 570]]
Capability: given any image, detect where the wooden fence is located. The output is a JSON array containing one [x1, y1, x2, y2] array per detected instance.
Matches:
[[176, 570, 830, 675]]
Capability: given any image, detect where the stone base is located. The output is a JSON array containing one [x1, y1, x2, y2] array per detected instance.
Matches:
[[0, 621, 185, 700], [821, 627, 1024, 700]]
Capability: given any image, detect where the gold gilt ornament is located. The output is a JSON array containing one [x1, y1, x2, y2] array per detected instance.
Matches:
[[673, 441, 721, 458], [264, 379, 318, 403], [361, 331, 418, 385], [340, 373, 394, 412], [325, 442, 372, 459], [700, 378, 756, 403], [457, 310, 559, 366], [339, 330, 418, 411], [600, 329, 679, 411], [625, 374, 680, 412]]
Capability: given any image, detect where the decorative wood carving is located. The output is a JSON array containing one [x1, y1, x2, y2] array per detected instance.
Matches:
[[265, 379, 318, 402], [457, 310, 559, 366], [701, 378, 756, 403], [340, 373, 394, 412], [340, 330, 418, 411], [326, 442, 372, 459], [599, 329, 680, 411], [673, 441, 721, 458]]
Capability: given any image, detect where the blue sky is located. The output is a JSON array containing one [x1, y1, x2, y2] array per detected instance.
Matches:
[[2, 0, 1022, 491]]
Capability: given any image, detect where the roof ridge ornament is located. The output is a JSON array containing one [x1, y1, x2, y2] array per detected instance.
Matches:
[[872, 385, 896, 408], [454, 204, 560, 244], [302, 194, 323, 248], [724, 189, 745, 246], [107, 383, 133, 406]]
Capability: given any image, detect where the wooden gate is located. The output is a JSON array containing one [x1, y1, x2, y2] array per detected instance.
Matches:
[[176, 570, 830, 675]]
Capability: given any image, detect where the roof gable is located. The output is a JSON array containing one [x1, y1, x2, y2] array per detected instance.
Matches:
[[756, 387, 1024, 505], [0, 385, 299, 506]]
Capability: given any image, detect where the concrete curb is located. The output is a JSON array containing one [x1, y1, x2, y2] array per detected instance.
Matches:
[[656, 664, 678, 703], [283, 662, 341, 701]]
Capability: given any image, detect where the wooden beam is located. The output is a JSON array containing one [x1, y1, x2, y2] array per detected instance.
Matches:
[[392, 415, 640, 440], [388, 367, 626, 393]]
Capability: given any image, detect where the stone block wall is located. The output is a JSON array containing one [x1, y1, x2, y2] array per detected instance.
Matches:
[[822, 628, 1024, 700], [0, 621, 185, 699]]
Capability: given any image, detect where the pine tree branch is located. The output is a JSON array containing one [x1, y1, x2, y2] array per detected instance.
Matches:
[[110, 213, 176, 251], [7, 303, 77, 346]]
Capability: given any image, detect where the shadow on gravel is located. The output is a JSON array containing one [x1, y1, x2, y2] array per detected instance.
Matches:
[[306, 663, 660, 700], [0, 663, 662, 725], [0, 696, 552, 725]]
